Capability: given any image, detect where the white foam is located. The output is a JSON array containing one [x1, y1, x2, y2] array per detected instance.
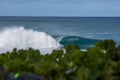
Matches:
[[0, 26, 62, 54]]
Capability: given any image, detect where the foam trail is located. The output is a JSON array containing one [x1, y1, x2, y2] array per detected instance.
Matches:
[[0, 26, 62, 54]]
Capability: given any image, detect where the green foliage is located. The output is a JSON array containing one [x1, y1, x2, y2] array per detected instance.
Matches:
[[95, 40, 116, 51], [65, 44, 80, 54], [0, 40, 120, 80]]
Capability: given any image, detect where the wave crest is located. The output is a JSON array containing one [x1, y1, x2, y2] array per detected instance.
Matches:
[[0, 26, 61, 54]]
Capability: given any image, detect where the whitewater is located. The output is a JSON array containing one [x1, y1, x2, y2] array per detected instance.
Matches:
[[0, 26, 62, 54]]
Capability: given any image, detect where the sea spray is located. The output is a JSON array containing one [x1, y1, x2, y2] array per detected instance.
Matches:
[[0, 26, 62, 54]]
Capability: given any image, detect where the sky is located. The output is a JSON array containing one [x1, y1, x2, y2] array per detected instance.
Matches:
[[0, 0, 120, 16]]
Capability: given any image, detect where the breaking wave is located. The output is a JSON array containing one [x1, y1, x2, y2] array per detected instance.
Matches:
[[58, 35, 100, 49], [0, 26, 61, 54]]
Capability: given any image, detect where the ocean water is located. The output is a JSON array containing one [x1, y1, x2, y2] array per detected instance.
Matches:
[[0, 17, 120, 54]]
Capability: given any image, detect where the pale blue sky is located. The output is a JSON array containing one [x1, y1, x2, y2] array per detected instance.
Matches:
[[0, 0, 120, 16]]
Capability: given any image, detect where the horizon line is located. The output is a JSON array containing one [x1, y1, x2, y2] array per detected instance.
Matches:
[[0, 16, 120, 18]]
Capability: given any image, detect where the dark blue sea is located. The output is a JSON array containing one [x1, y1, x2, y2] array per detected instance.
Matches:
[[0, 16, 120, 54]]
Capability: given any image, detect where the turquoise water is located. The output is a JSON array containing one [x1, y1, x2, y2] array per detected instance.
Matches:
[[59, 36, 100, 49], [0, 17, 120, 53]]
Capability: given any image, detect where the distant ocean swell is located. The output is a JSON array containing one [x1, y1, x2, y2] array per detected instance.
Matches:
[[0, 26, 100, 54]]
